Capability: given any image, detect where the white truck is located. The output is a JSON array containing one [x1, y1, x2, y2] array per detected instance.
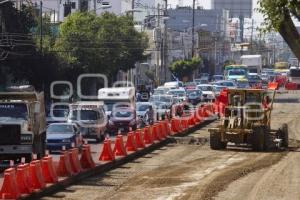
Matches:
[[98, 87, 136, 116], [0, 86, 46, 163], [240, 55, 262, 74]]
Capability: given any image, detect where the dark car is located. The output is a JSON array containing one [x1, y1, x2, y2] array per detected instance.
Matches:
[[248, 74, 262, 87], [107, 107, 137, 134], [186, 89, 203, 105], [46, 123, 82, 152]]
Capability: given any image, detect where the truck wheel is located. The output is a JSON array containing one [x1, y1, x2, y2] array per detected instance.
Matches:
[[252, 126, 265, 151], [210, 131, 226, 150], [280, 123, 289, 148]]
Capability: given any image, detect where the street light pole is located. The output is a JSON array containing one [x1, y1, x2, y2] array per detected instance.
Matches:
[[191, 0, 195, 58], [40, 1, 43, 53]]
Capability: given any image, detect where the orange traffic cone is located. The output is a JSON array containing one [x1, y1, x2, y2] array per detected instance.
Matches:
[[143, 126, 153, 145], [41, 155, 58, 184], [152, 124, 161, 141], [135, 129, 145, 148], [125, 131, 138, 151], [29, 160, 46, 189], [56, 151, 74, 177], [16, 163, 33, 194], [0, 168, 20, 199], [164, 120, 171, 135], [99, 138, 115, 161], [80, 145, 95, 169], [69, 148, 82, 174], [158, 122, 166, 139], [113, 134, 127, 156]]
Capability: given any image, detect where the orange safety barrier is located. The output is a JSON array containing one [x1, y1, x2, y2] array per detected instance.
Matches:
[[99, 138, 115, 161], [113, 134, 127, 156], [151, 124, 161, 141], [188, 113, 196, 126], [56, 151, 74, 177], [181, 118, 189, 130], [80, 145, 95, 169], [29, 160, 46, 189], [160, 122, 167, 138], [69, 148, 82, 174], [143, 126, 153, 144], [41, 155, 58, 184], [16, 163, 33, 194], [156, 122, 164, 139], [170, 118, 180, 134], [165, 120, 171, 135], [0, 168, 20, 199], [285, 82, 298, 90], [135, 129, 145, 148], [125, 131, 138, 152]]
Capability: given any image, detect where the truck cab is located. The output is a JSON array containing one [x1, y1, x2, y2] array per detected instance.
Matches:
[[0, 86, 46, 162]]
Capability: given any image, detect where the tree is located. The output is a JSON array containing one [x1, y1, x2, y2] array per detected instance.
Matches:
[[55, 12, 148, 82], [258, 0, 300, 60], [169, 57, 201, 80]]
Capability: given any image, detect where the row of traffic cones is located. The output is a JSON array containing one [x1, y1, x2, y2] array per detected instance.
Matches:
[[99, 120, 171, 162]]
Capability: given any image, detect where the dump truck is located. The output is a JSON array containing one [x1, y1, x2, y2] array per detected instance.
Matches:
[[0, 86, 46, 163], [209, 88, 288, 151]]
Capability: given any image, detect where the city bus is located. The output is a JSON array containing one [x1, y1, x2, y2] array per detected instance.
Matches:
[[224, 65, 249, 81]]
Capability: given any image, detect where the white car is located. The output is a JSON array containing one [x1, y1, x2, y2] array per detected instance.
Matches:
[[167, 88, 187, 102], [196, 84, 215, 101]]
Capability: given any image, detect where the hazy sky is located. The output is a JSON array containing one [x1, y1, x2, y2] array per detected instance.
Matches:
[[169, 0, 264, 24]]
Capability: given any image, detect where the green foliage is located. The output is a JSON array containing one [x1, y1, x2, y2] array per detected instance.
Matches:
[[169, 57, 201, 80], [257, 0, 300, 59], [257, 0, 300, 32], [54, 12, 148, 78]]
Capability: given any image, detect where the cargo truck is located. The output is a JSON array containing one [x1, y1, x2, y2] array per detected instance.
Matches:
[[0, 86, 46, 163]]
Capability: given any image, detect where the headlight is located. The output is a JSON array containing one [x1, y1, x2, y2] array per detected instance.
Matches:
[[62, 138, 71, 143]]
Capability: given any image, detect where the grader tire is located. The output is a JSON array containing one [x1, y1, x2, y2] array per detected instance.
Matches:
[[280, 123, 289, 148], [210, 131, 226, 150], [252, 126, 265, 151]]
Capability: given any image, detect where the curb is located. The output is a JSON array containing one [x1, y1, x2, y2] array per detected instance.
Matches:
[[20, 118, 216, 199]]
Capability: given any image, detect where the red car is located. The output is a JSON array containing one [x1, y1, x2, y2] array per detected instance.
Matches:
[[107, 107, 137, 134]]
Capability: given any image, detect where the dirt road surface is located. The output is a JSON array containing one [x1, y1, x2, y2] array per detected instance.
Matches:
[[42, 92, 300, 200]]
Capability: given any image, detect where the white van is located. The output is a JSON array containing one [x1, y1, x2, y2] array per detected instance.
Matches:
[[98, 87, 135, 116], [164, 81, 184, 89], [67, 101, 106, 142]]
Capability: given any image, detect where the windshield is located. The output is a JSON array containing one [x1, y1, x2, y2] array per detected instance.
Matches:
[[290, 69, 300, 77], [150, 96, 172, 104], [48, 109, 68, 118], [69, 110, 98, 121], [0, 103, 28, 119], [168, 90, 186, 97], [198, 86, 213, 91], [153, 89, 165, 95], [137, 104, 150, 111], [104, 100, 130, 112], [47, 124, 74, 133], [187, 90, 201, 96], [112, 110, 133, 118], [214, 86, 227, 92], [228, 70, 246, 76]]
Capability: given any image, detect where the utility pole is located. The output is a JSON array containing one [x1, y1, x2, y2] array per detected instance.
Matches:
[[163, 0, 168, 82], [94, 0, 96, 14], [156, 3, 161, 85], [40, 1, 43, 53], [191, 0, 195, 57]]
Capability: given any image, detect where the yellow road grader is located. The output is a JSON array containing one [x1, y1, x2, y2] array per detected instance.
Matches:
[[209, 89, 288, 151]]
